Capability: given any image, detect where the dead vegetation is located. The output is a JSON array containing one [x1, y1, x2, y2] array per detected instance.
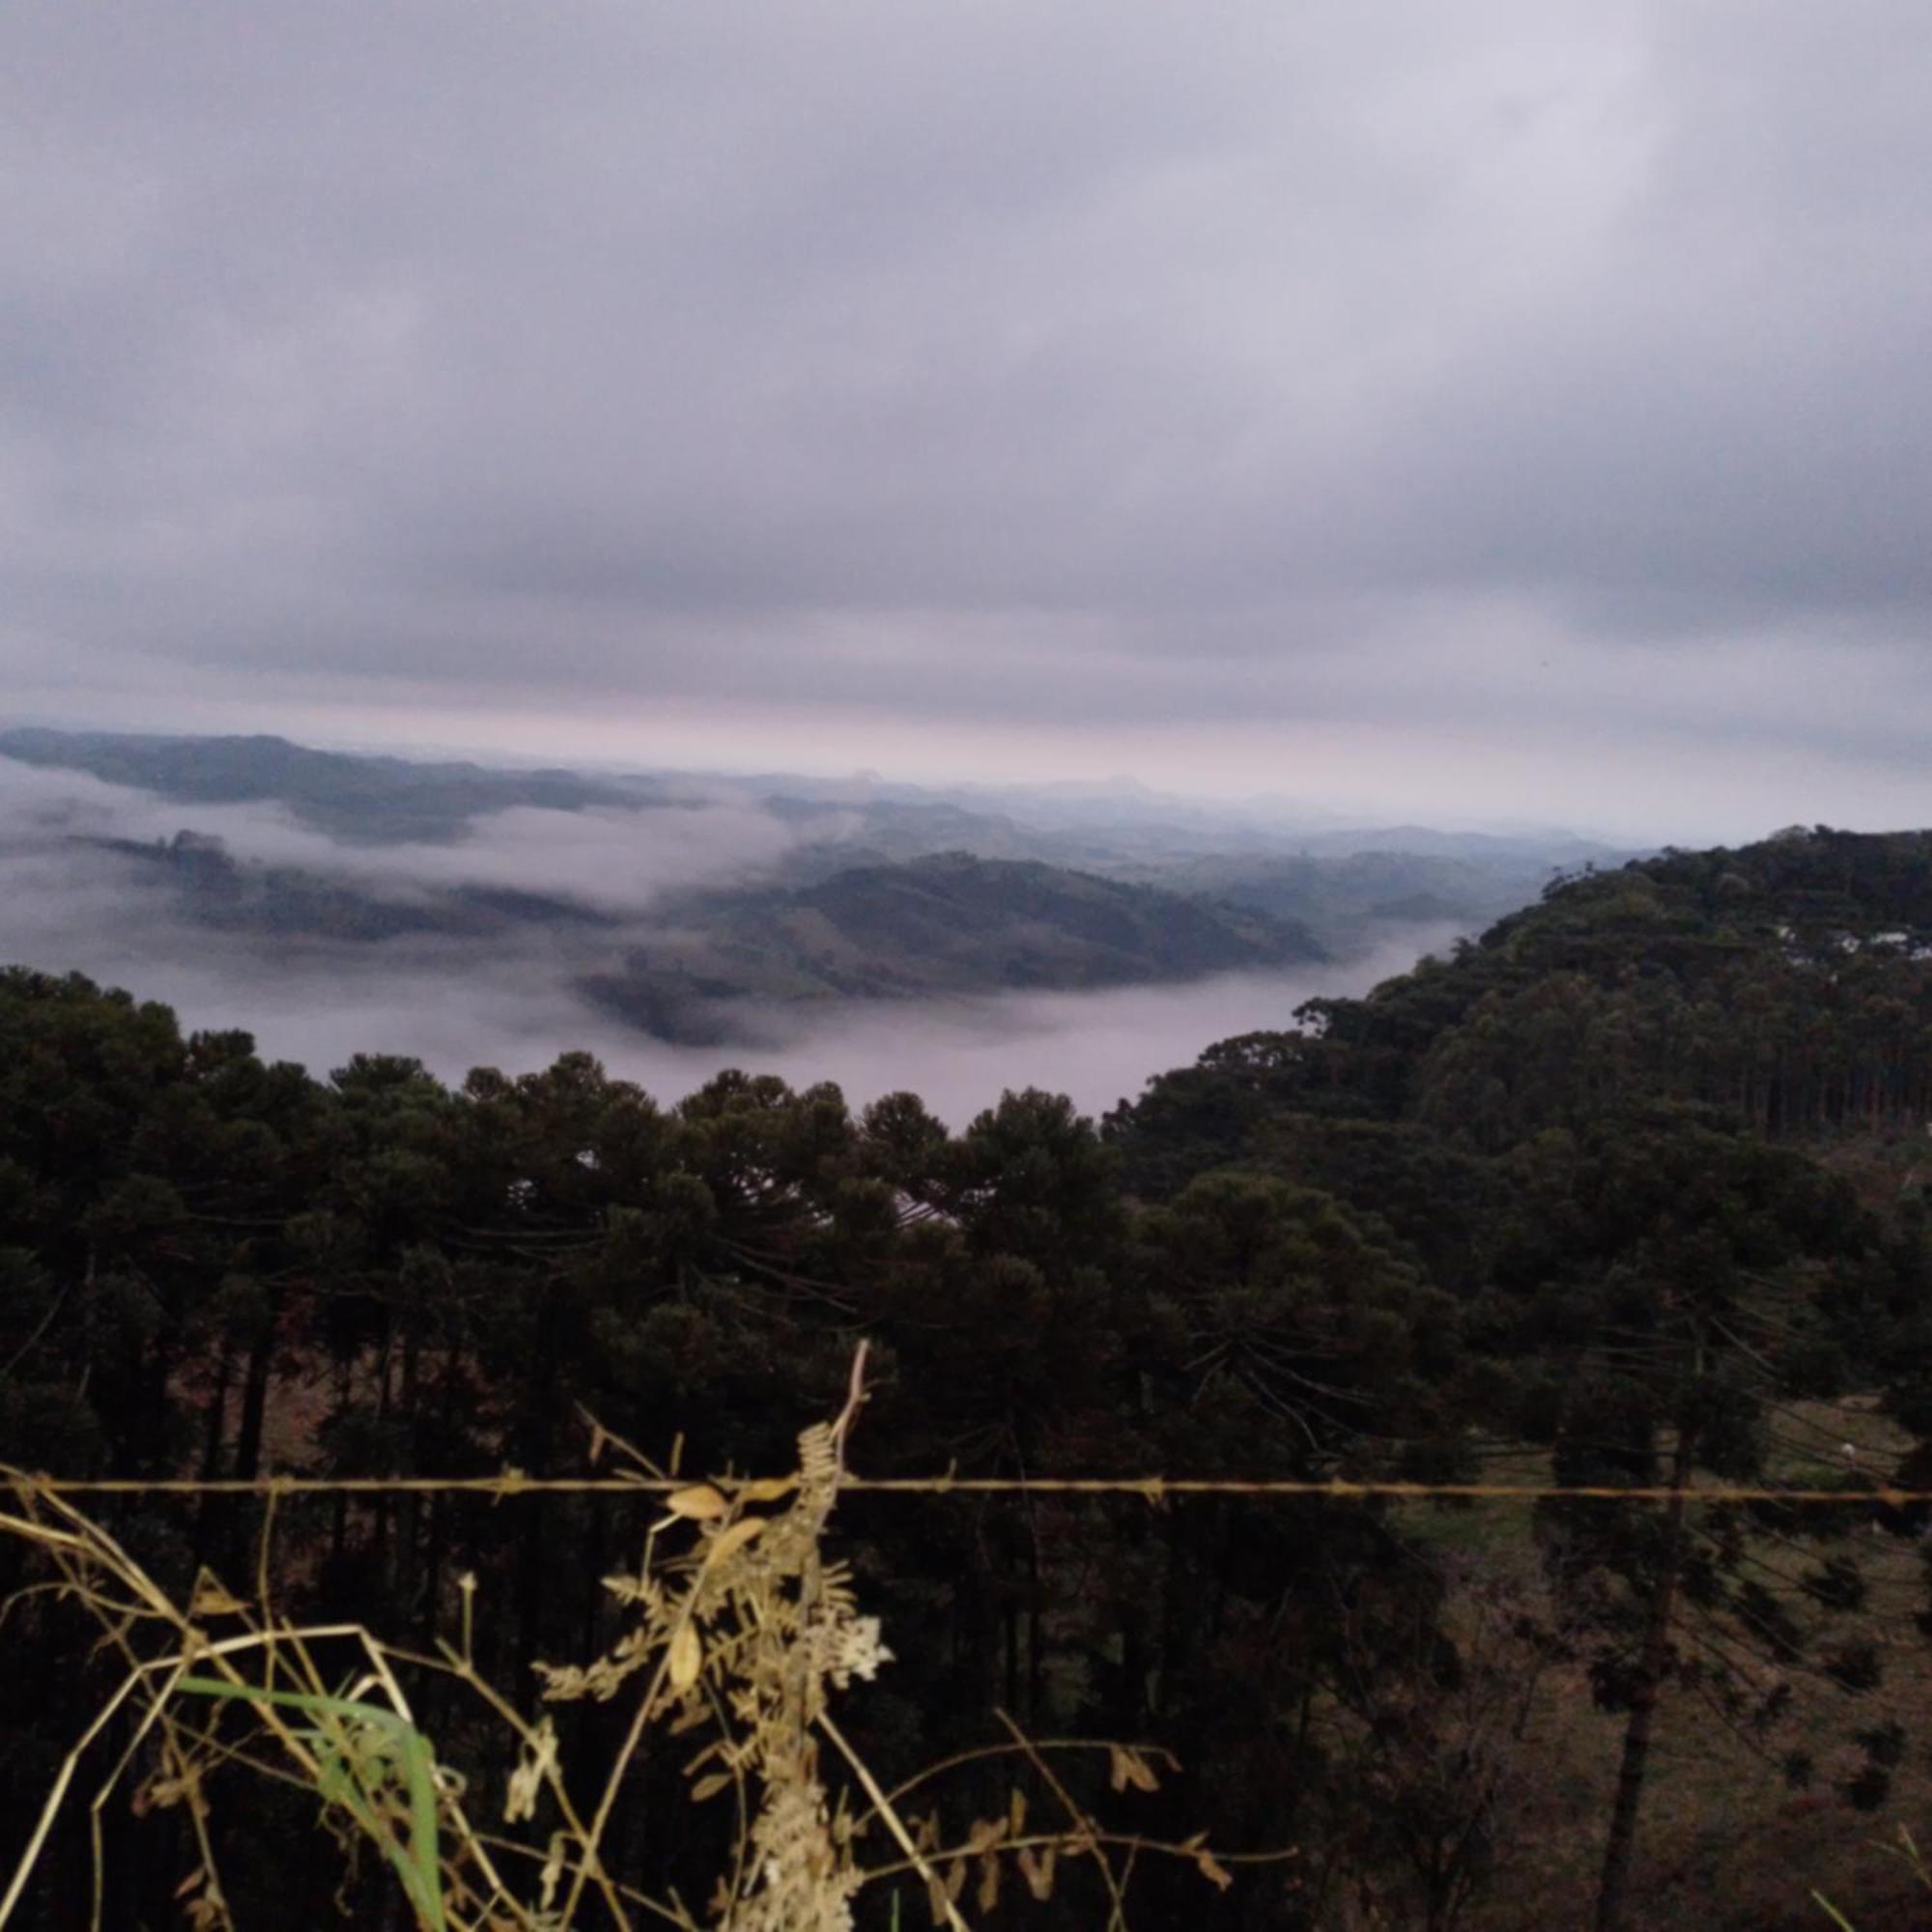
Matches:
[[0, 1348, 1263, 1930]]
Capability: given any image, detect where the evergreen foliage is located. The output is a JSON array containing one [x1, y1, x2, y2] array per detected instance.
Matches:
[[2, 827, 1930, 1927]]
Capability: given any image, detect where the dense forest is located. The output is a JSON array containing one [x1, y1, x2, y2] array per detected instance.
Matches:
[[3, 825, 1931, 1929]]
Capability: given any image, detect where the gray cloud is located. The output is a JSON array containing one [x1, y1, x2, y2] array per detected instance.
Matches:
[[1, 3, 1929, 838]]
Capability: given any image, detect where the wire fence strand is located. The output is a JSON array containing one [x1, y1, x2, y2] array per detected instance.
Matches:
[[11, 1472, 1932, 1506]]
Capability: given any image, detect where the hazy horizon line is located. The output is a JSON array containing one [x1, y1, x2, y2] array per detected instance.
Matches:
[[0, 708, 1790, 852]]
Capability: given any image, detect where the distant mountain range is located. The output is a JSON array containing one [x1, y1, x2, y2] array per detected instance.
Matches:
[[0, 724, 1632, 1040], [0, 725, 648, 841]]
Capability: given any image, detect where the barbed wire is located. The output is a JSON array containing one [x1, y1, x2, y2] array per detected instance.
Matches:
[[10, 1471, 1931, 1506]]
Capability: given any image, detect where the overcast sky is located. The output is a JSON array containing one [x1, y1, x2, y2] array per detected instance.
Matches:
[[2, 2, 1926, 842]]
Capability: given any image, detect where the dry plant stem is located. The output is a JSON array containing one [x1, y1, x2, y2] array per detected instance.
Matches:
[[461, 1832, 696, 1929], [866, 1739, 1179, 1825], [412, 1639, 631, 1928], [254, 1488, 282, 1735], [862, 1833, 1296, 1888], [700, 1673, 753, 1913], [0, 1662, 147, 1926], [552, 1505, 682, 1927], [554, 1599, 683, 1927], [87, 1655, 199, 1932], [550, 1362, 859, 1932], [816, 1712, 968, 1932], [996, 1709, 1132, 1932]]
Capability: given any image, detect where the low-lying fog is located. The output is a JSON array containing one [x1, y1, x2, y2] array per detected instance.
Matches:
[[7, 914, 1458, 1127], [0, 751, 1463, 1125]]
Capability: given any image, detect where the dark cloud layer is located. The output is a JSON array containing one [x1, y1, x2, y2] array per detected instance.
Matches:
[[1, 3, 1928, 837]]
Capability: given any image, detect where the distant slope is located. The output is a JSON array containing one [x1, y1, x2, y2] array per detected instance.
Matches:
[[580, 852, 1325, 1041], [1165, 847, 1596, 954], [1280, 823, 1617, 864], [78, 831, 625, 943], [756, 800, 1627, 949], [0, 726, 643, 841]]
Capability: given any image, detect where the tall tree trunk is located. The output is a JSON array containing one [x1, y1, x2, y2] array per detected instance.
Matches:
[[1025, 1508, 1045, 1725], [231, 1311, 276, 1482], [397, 1327, 421, 1619], [192, 1338, 235, 1568], [199, 1340, 233, 1480], [372, 1336, 393, 1594], [1593, 1425, 1696, 1932], [227, 1303, 279, 1578], [513, 1492, 549, 1704]]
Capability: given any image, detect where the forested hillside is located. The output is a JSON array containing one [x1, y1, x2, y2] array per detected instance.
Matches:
[[2, 827, 1929, 1929], [582, 852, 1323, 1040], [1110, 825, 1932, 1182]]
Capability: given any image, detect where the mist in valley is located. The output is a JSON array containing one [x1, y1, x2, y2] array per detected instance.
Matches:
[[144, 938, 1457, 1130], [0, 749, 1465, 1124]]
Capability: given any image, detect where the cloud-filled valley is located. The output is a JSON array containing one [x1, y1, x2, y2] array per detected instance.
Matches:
[[0, 733, 1529, 1125]]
